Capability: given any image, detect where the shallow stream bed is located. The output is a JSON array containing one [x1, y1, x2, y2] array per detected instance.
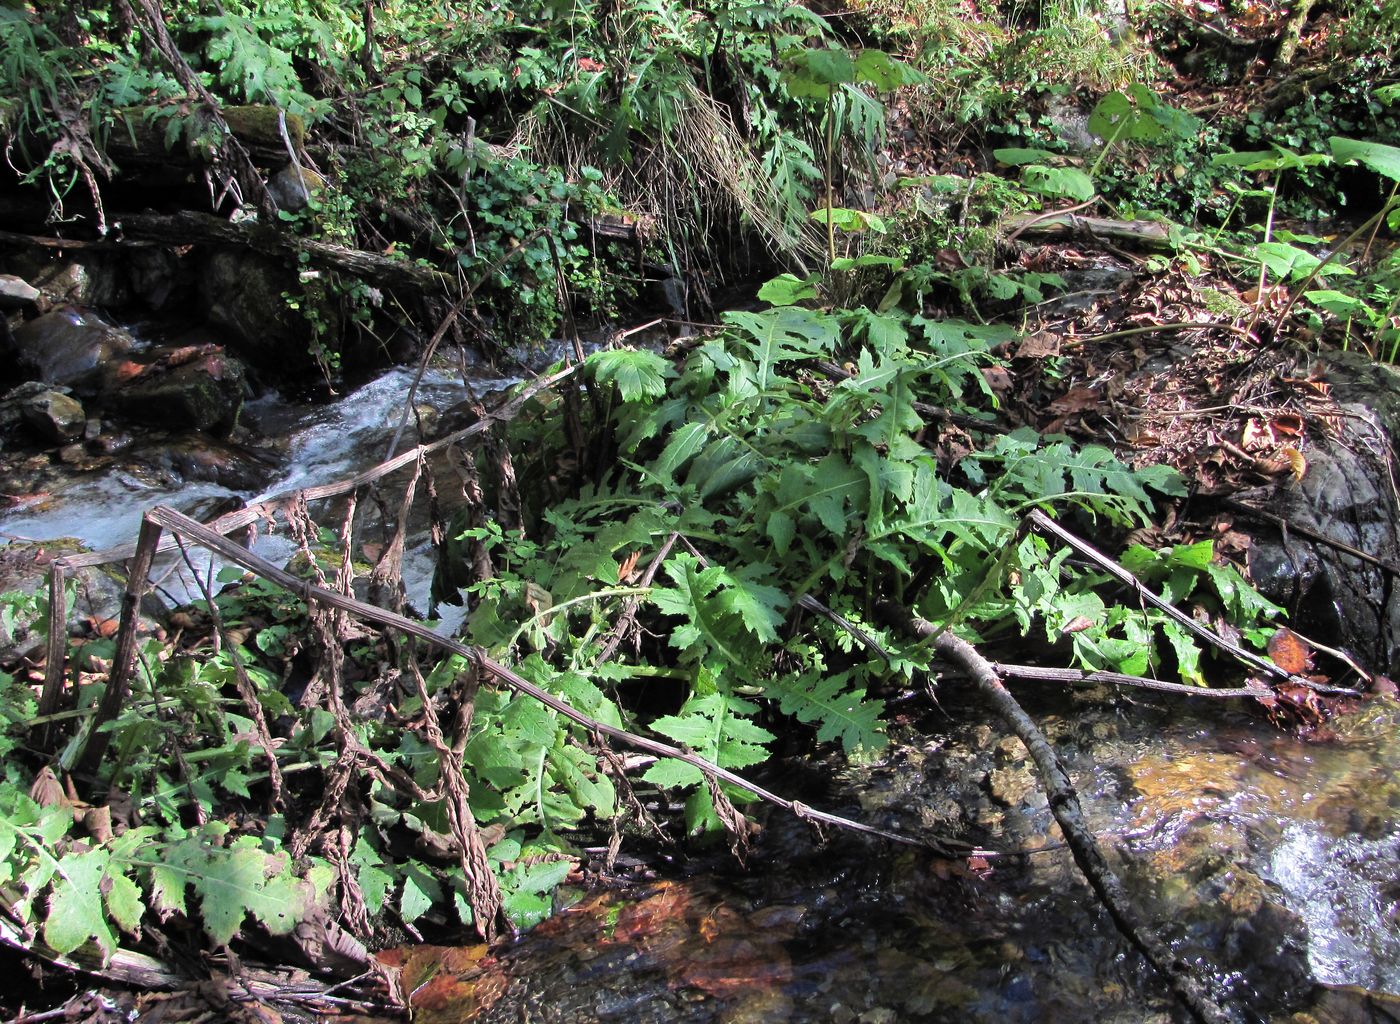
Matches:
[[384, 693, 1400, 1024]]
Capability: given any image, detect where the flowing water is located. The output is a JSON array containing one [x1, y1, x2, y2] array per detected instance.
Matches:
[[384, 695, 1400, 1024], [0, 364, 511, 613]]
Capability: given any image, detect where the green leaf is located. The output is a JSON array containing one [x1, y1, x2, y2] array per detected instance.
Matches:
[[993, 147, 1059, 166], [643, 693, 774, 793], [766, 671, 886, 754], [399, 863, 442, 926], [851, 49, 925, 91], [810, 207, 887, 233], [722, 307, 839, 390], [1306, 290, 1372, 318], [44, 849, 118, 958], [716, 572, 789, 644], [1021, 165, 1096, 202], [758, 273, 820, 306], [178, 841, 312, 945], [501, 858, 573, 929], [589, 349, 673, 403], [105, 871, 145, 937], [1329, 136, 1400, 182]]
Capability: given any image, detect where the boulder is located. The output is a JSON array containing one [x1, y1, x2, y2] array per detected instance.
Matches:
[[0, 274, 41, 308], [20, 390, 86, 444], [8, 309, 138, 393], [1241, 351, 1400, 677], [4, 253, 129, 307], [199, 249, 313, 370], [107, 348, 248, 435]]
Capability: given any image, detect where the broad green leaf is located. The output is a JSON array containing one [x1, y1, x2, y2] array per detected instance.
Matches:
[[810, 207, 887, 233], [502, 858, 573, 929], [45, 849, 117, 958], [1022, 165, 1096, 202], [1306, 290, 1372, 318], [994, 147, 1059, 166], [1330, 136, 1400, 182], [399, 864, 441, 927], [758, 273, 820, 306], [851, 49, 925, 90], [589, 349, 673, 403]]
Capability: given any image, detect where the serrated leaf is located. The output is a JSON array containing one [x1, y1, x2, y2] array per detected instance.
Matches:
[[716, 575, 789, 643], [184, 844, 311, 945], [643, 693, 774, 794], [588, 349, 673, 403], [105, 871, 145, 936], [45, 849, 117, 958], [502, 858, 573, 929], [766, 672, 886, 754], [722, 307, 839, 390]]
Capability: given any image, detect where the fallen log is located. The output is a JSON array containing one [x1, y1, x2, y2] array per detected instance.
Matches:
[[105, 104, 306, 169], [1003, 211, 1176, 251], [119, 209, 456, 293]]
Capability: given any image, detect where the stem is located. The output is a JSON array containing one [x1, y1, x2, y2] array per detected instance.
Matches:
[[824, 90, 837, 265], [1361, 179, 1399, 263], [1242, 175, 1281, 343], [1272, 194, 1399, 336], [1087, 114, 1130, 179]]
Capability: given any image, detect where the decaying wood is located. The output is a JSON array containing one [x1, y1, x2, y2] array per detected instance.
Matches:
[[106, 105, 306, 169], [1001, 212, 1176, 251], [1270, 0, 1317, 72], [880, 602, 1235, 1024], [120, 210, 455, 293]]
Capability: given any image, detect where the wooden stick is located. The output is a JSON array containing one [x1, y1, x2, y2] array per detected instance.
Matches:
[[105, 505, 959, 857], [882, 602, 1235, 1024], [990, 662, 1269, 698]]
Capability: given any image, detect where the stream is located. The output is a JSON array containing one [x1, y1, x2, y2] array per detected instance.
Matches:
[[386, 694, 1400, 1024], [2, 347, 1399, 1023]]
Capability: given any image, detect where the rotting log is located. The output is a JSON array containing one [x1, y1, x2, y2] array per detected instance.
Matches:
[[1002, 211, 1175, 251], [119, 209, 456, 293], [106, 104, 306, 169]]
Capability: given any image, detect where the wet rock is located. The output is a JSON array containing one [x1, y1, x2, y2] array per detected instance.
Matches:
[[1240, 352, 1400, 676], [126, 247, 193, 311], [987, 764, 1037, 806], [5, 253, 129, 307], [8, 309, 138, 392], [267, 164, 326, 213], [0, 274, 40, 308], [0, 541, 168, 664], [107, 349, 248, 435], [20, 390, 86, 444], [0, 381, 57, 438], [129, 435, 279, 490], [200, 250, 313, 370]]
